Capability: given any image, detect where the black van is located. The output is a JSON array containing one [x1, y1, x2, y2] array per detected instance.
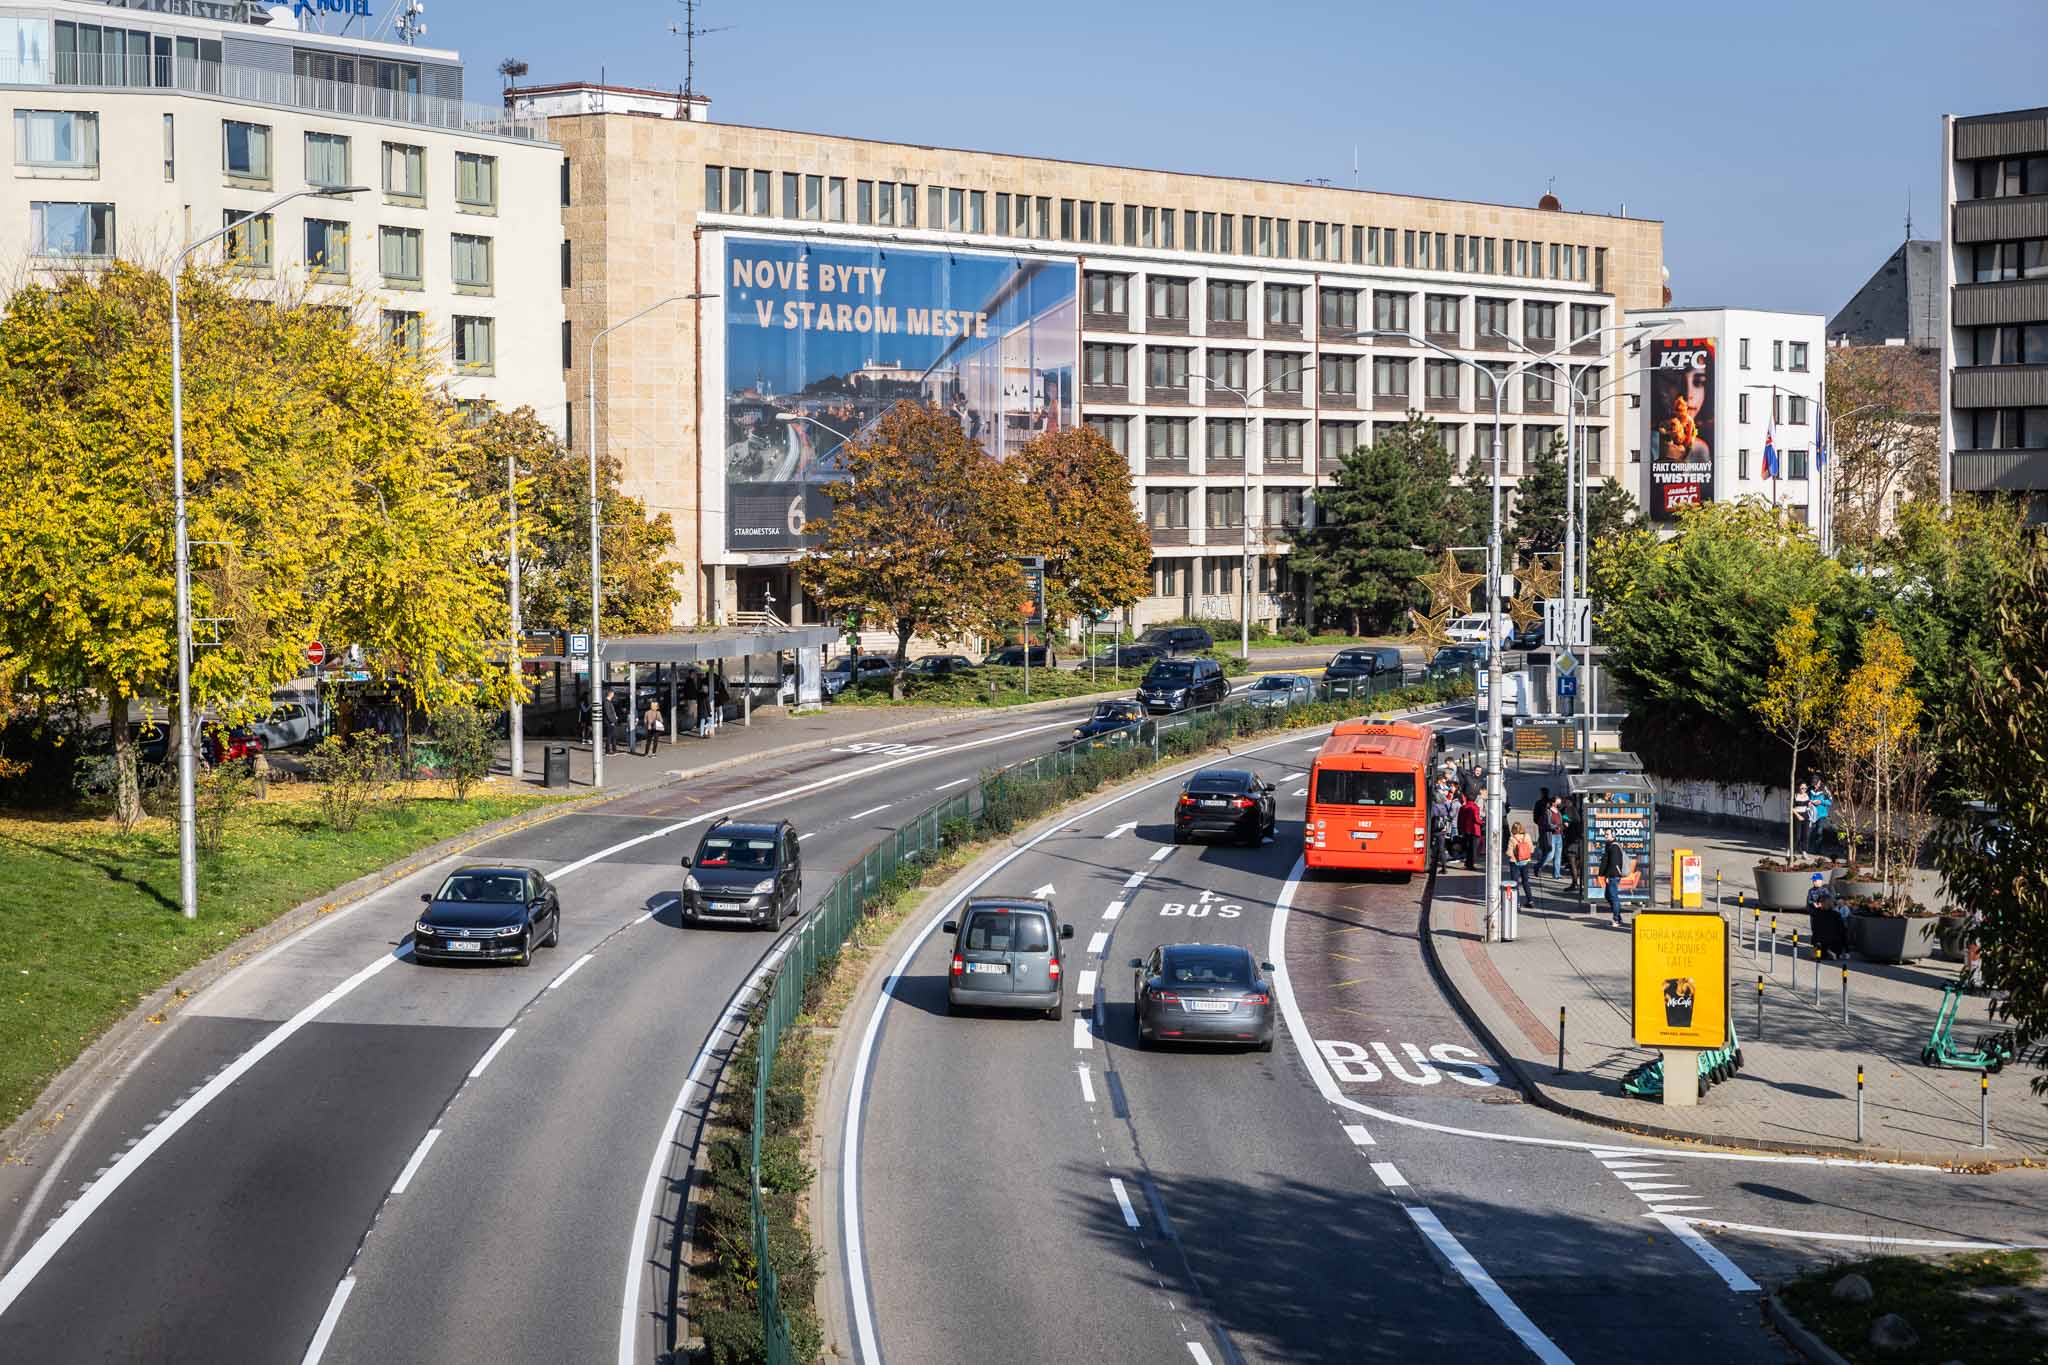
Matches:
[[1323, 646, 1404, 682], [1137, 625, 1214, 656], [1137, 657, 1228, 713]]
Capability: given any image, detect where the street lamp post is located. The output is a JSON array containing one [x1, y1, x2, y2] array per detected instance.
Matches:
[[585, 292, 713, 787], [1205, 360, 1319, 661], [507, 452, 523, 782], [1740, 380, 1834, 550], [167, 182, 367, 920]]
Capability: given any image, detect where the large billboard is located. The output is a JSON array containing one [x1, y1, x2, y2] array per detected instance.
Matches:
[[1644, 337, 1716, 522], [721, 237, 1077, 552]]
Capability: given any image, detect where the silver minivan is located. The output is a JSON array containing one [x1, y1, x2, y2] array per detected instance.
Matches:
[[942, 897, 1074, 1019]]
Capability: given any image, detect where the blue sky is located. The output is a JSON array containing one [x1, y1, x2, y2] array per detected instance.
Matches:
[[415, 0, 2045, 320]]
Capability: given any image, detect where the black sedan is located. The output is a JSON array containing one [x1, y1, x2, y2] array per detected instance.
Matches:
[[1089, 642, 1166, 669], [910, 654, 978, 678], [1172, 768, 1276, 845], [1071, 699, 1146, 742], [1131, 943, 1277, 1051], [414, 865, 561, 965]]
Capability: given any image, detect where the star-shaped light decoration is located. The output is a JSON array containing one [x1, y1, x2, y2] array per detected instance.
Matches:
[[1403, 607, 1456, 664], [1508, 556, 1561, 632], [1417, 550, 1484, 619]]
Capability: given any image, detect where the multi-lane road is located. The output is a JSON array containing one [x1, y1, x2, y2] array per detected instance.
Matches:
[[1, 698, 2042, 1364]]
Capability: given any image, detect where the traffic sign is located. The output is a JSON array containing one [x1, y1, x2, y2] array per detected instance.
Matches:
[[1557, 673, 1579, 699], [1555, 651, 1578, 676], [569, 632, 591, 657], [305, 641, 326, 666]]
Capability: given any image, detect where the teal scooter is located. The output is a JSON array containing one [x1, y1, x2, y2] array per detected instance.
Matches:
[[1921, 980, 2014, 1073]]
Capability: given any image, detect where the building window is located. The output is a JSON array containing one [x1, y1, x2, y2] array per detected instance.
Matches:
[[1785, 394, 1809, 425], [29, 200, 113, 257], [1575, 426, 1604, 470], [826, 176, 845, 222], [14, 110, 99, 172], [1265, 284, 1303, 328], [221, 209, 272, 270], [1100, 200, 1116, 245], [1162, 207, 1177, 250], [455, 151, 498, 212], [1738, 448, 1751, 479], [949, 187, 965, 231], [1784, 448, 1809, 480], [561, 158, 571, 206], [378, 225, 422, 285], [1265, 420, 1304, 465], [1083, 343, 1128, 388], [752, 170, 770, 215], [1425, 294, 1460, 338], [1737, 392, 1750, 423], [560, 239, 571, 287], [1319, 288, 1358, 334], [1773, 340, 1784, 370], [856, 180, 873, 224], [1969, 155, 2048, 200], [1200, 211, 1214, 252], [1206, 487, 1244, 530], [562, 319, 572, 370], [380, 309, 421, 354], [1968, 324, 2048, 366], [452, 233, 493, 293], [1739, 338, 1751, 369], [926, 184, 942, 228], [1058, 197, 1073, 240], [1525, 301, 1557, 344], [1319, 354, 1358, 399], [1086, 414, 1129, 454], [1373, 291, 1410, 335], [703, 165, 722, 212], [1208, 279, 1248, 324], [1207, 349, 1248, 394], [1077, 199, 1094, 241], [305, 218, 348, 277], [1476, 361, 1508, 406], [1148, 347, 1191, 390], [1319, 420, 1361, 465], [880, 181, 899, 227], [1207, 419, 1246, 464], [1570, 302, 1601, 345], [1086, 272, 1129, 318], [1264, 352, 1305, 394], [1425, 359, 1460, 400], [223, 119, 271, 183], [1970, 239, 2048, 282], [1265, 487, 1305, 530], [1523, 365, 1558, 409], [1148, 276, 1190, 322], [969, 190, 985, 232], [1146, 420, 1191, 465], [453, 315, 494, 374], [163, 113, 174, 180], [901, 183, 918, 226], [383, 141, 423, 201], [1523, 425, 1558, 471], [797, 174, 818, 221], [1966, 408, 2048, 450], [1146, 488, 1189, 531], [1476, 298, 1510, 345], [1372, 356, 1411, 400]]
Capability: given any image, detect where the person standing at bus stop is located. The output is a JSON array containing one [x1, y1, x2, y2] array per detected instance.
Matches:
[[1599, 839, 1626, 927], [1456, 792, 1483, 870], [1542, 794, 1565, 880]]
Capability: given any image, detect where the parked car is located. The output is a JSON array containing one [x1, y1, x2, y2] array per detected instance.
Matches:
[[250, 699, 322, 751], [84, 719, 173, 765], [822, 655, 896, 697], [414, 865, 561, 966], [1444, 614, 1503, 646], [1243, 673, 1315, 709], [942, 895, 1073, 1019], [1172, 768, 1276, 845], [1071, 699, 1147, 742], [1511, 618, 1546, 650], [1322, 646, 1404, 683], [679, 818, 804, 930], [1426, 644, 1489, 682], [1131, 942, 1277, 1051], [909, 654, 978, 678], [1136, 625, 1214, 656], [1089, 642, 1166, 669], [982, 644, 1057, 667], [200, 723, 264, 765], [1136, 657, 1228, 713]]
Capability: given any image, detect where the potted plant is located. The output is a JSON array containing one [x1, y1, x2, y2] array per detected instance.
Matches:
[[1834, 859, 1885, 901], [1754, 852, 1838, 910], [1842, 894, 1939, 962]]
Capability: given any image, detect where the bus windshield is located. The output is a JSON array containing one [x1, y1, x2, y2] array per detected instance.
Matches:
[[1314, 768, 1418, 808]]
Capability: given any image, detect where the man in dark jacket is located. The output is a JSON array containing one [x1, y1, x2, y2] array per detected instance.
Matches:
[[1599, 839, 1626, 926], [1532, 788, 1552, 872], [1457, 796, 1483, 870]]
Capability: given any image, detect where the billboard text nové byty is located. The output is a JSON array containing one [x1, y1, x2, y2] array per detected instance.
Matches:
[[1644, 337, 1716, 522], [721, 237, 1077, 552]]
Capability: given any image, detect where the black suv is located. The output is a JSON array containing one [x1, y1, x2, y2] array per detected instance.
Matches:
[[1323, 646, 1404, 683], [680, 818, 803, 930], [1137, 657, 1228, 713], [1137, 625, 1214, 656]]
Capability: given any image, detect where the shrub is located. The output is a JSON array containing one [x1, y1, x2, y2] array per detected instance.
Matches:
[[428, 703, 497, 800], [302, 733, 395, 832], [193, 760, 255, 853]]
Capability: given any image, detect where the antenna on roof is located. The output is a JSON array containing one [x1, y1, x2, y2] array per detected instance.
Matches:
[[1904, 187, 1913, 241], [671, 0, 734, 103]]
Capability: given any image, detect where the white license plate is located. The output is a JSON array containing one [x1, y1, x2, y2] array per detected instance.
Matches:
[[967, 961, 1008, 974], [1353, 831, 1379, 840], [711, 901, 743, 911], [1200, 799, 1227, 807], [443, 940, 482, 953], [1186, 999, 1233, 1013]]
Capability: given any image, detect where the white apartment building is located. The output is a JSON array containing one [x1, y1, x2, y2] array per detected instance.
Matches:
[[1, 0, 566, 426], [1624, 306, 1828, 535]]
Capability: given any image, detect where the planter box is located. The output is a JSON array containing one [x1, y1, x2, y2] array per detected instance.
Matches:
[[1834, 876, 1885, 900], [1850, 912, 1938, 963], [1755, 866, 1825, 910]]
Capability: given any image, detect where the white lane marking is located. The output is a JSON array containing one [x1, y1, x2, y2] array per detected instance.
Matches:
[[1370, 1162, 1409, 1189], [0, 951, 398, 1318], [1290, 787, 1307, 798], [1621, 1182, 1688, 1193], [468, 1027, 517, 1080], [1405, 1207, 1573, 1365], [837, 722, 1375, 1365], [1649, 1215, 1761, 1293], [848, 802, 893, 822], [389, 1129, 442, 1195], [1077, 969, 1098, 998], [1342, 1123, 1375, 1147], [1104, 900, 1125, 920], [617, 936, 794, 1365], [1073, 1018, 1094, 1050], [1149, 846, 1173, 863], [1123, 871, 1147, 888], [298, 1276, 356, 1365], [1109, 1177, 1141, 1229], [935, 777, 970, 790], [1077, 1067, 1096, 1104], [631, 909, 656, 925], [1032, 882, 1056, 898], [1186, 1344, 1214, 1365], [798, 831, 817, 841], [1104, 821, 1138, 840], [548, 953, 596, 990], [1648, 1204, 1714, 1214], [1679, 1217, 2042, 1251], [1087, 931, 1109, 956]]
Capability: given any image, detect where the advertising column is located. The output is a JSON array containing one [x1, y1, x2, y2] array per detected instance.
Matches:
[[1645, 337, 1717, 522]]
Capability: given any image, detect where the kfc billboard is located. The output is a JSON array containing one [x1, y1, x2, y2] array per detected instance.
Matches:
[[1644, 337, 1716, 522]]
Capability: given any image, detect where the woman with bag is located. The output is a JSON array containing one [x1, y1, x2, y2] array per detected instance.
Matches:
[[1508, 822, 1536, 905], [640, 698, 664, 757]]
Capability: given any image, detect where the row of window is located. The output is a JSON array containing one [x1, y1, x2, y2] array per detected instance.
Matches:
[[1086, 413, 1605, 474], [1963, 154, 2048, 202], [9, 108, 498, 210], [1733, 391, 1811, 425], [1968, 238, 2048, 284], [1080, 342, 1611, 409], [32, 16, 422, 98], [700, 162, 1609, 285], [1734, 447, 1813, 481], [1728, 336, 1810, 373], [1962, 407, 2048, 452], [1084, 271, 1603, 344], [1149, 556, 1305, 599], [376, 309, 497, 374], [1963, 323, 2048, 367]]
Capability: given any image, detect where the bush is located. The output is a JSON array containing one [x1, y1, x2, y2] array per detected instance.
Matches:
[[193, 760, 255, 853], [302, 733, 395, 832], [428, 703, 497, 800]]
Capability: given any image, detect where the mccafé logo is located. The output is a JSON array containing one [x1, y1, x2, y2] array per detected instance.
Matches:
[[1653, 347, 1711, 371]]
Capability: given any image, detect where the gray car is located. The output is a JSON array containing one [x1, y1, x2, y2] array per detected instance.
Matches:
[[943, 897, 1074, 1018], [1131, 942, 1277, 1051], [680, 818, 803, 930], [1244, 673, 1314, 709]]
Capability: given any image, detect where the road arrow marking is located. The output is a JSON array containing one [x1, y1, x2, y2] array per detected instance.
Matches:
[[1103, 822, 1138, 840], [1032, 883, 1055, 898]]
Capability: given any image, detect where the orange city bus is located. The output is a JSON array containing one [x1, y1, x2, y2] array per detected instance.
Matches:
[[1304, 720, 1440, 874]]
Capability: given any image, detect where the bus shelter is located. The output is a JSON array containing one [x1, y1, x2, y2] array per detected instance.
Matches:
[[1566, 771, 1658, 906]]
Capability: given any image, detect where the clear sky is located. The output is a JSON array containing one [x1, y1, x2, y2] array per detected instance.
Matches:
[[411, 0, 2046, 320]]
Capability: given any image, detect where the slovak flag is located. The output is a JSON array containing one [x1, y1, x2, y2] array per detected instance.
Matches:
[[1762, 425, 1779, 480]]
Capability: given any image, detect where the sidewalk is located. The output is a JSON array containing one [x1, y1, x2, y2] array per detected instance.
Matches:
[[1426, 764, 2048, 1167]]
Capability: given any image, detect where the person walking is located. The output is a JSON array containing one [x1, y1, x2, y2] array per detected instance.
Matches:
[[1508, 822, 1536, 905], [1543, 795, 1565, 880], [1532, 787, 1553, 875], [640, 697, 664, 757], [1599, 839, 1626, 927], [1457, 794, 1483, 870], [1429, 783, 1456, 875], [1791, 782, 1811, 853], [710, 670, 730, 735], [1807, 781, 1833, 854], [685, 669, 707, 738], [1560, 806, 1583, 886], [605, 689, 629, 755]]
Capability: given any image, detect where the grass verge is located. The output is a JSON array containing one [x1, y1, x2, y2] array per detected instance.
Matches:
[[0, 784, 567, 1131], [1777, 1250, 2046, 1364], [827, 654, 1260, 709]]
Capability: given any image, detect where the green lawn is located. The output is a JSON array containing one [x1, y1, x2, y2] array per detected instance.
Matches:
[[0, 790, 564, 1131], [830, 656, 1266, 708], [1778, 1251, 2045, 1365]]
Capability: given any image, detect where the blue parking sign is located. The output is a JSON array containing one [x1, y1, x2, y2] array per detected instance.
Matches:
[[1557, 673, 1579, 698]]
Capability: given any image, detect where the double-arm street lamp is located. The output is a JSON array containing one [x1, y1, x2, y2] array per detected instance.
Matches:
[[1205, 359, 1318, 660], [168, 183, 368, 920], [584, 292, 715, 786]]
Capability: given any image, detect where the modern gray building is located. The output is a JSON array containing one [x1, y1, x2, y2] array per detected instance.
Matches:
[[1941, 105, 2048, 520]]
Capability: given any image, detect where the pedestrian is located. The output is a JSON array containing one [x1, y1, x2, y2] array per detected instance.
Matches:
[[1532, 787, 1553, 873], [1543, 795, 1565, 880], [685, 669, 707, 737], [1599, 839, 1626, 927], [1508, 822, 1535, 904], [1561, 807, 1582, 885], [711, 670, 730, 734], [1792, 782, 1811, 853], [1807, 781, 1833, 854], [1459, 762, 1481, 802], [1457, 793, 1483, 870], [1430, 785, 1457, 874], [640, 697, 664, 757], [1806, 872, 1848, 959]]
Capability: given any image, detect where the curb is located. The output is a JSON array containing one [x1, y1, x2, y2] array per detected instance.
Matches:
[[1763, 1293, 1854, 1365], [1414, 891, 2023, 1170]]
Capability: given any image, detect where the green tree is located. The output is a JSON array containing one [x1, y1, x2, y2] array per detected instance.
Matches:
[[1830, 621, 1921, 894], [1933, 545, 2048, 1094], [1511, 435, 1568, 553], [1584, 477, 1640, 544], [1010, 427, 1151, 633], [1754, 604, 1838, 856], [1289, 418, 1462, 635], [799, 403, 1028, 694]]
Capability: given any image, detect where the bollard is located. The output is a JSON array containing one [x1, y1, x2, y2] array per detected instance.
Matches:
[[1813, 946, 1823, 1006], [1556, 1005, 1566, 1075], [1715, 871, 1724, 913], [1769, 916, 1779, 974], [1981, 1073, 1990, 1149], [1840, 963, 1849, 1025], [1856, 1065, 1865, 1143], [1756, 976, 1765, 1039], [1790, 930, 1800, 984]]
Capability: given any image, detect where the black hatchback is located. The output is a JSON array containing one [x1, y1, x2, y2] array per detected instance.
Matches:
[[414, 865, 561, 965], [1172, 768, 1276, 845], [681, 819, 803, 930], [1131, 943, 1277, 1051]]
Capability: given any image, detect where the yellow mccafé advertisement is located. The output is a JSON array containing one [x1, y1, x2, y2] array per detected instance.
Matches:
[[1632, 911, 1728, 1049]]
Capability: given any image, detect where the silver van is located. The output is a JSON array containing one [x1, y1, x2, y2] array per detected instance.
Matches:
[[942, 897, 1074, 1018]]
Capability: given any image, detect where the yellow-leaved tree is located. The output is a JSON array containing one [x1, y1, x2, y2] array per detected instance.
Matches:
[[1010, 426, 1151, 636], [1830, 621, 1922, 897], [1754, 604, 1838, 858]]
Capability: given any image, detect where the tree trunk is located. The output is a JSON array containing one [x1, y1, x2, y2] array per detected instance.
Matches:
[[891, 619, 913, 701], [108, 692, 142, 831], [1787, 739, 1799, 859]]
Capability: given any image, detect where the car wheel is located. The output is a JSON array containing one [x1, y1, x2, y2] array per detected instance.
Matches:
[[1136, 1029, 1153, 1051], [544, 911, 560, 948], [1258, 1032, 1275, 1054], [1172, 827, 1188, 845]]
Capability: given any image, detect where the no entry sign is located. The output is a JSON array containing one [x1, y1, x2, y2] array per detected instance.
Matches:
[[305, 641, 326, 666]]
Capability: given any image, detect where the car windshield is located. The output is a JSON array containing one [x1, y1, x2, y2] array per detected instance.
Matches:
[[964, 910, 1051, 953], [1252, 677, 1293, 691], [698, 835, 778, 869], [1148, 661, 1196, 681], [435, 872, 526, 902], [1334, 652, 1367, 666], [1093, 703, 1140, 720], [1163, 948, 1253, 985], [1137, 629, 1173, 643], [1188, 771, 1250, 795]]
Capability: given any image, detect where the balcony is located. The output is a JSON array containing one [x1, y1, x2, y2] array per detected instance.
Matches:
[[4, 53, 547, 142], [1953, 449, 2048, 492]]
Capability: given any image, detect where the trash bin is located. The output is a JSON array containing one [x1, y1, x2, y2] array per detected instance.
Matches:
[[544, 744, 570, 788]]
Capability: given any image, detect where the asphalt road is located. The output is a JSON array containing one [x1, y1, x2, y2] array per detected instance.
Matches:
[[840, 709, 2048, 1365]]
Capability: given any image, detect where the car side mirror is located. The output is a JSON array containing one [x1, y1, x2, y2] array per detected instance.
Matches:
[[1260, 961, 1276, 972], [1128, 957, 1144, 969], [1263, 783, 1276, 794], [420, 893, 432, 904], [1060, 924, 1075, 940], [677, 855, 691, 868], [941, 920, 958, 934]]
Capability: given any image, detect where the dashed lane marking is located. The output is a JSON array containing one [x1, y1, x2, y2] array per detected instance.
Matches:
[[1109, 1177, 1141, 1230], [1187, 1345, 1214, 1365], [548, 953, 595, 990], [1087, 931, 1109, 956], [1077, 969, 1098, 998], [1405, 1208, 1572, 1365], [847, 802, 892, 821], [298, 1276, 355, 1365], [1150, 847, 1174, 863], [1077, 1066, 1096, 1104], [1123, 871, 1148, 889], [1341, 1123, 1375, 1147], [388, 1129, 441, 1196], [1104, 900, 1125, 920], [467, 1028, 517, 1080], [1369, 1162, 1409, 1189], [935, 777, 970, 790], [1073, 1018, 1094, 1050]]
